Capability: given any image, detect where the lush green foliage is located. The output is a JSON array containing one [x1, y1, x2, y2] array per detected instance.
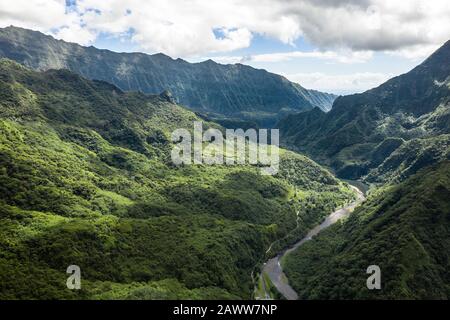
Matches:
[[272, 40, 450, 300], [283, 161, 450, 299], [0, 59, 352, 299], [278, 41, 450, 183]]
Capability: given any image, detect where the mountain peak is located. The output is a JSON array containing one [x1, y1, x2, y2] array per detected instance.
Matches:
[[417, 39, 450, 72], [278, 39, 450, 181]]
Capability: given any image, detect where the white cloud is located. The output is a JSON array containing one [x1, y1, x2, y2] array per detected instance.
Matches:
[[285, 0, 450, 54], [0, 0, 449, 58], [251, 50, 372, 64], [74, 0, 298, 56], [204, 49, 373, 65], [0, 0, 96, 45], [52, 24, 97, 46], [0, 0, 68, 29], [384, 43, 442, 60], [284, 72, 394, 94]]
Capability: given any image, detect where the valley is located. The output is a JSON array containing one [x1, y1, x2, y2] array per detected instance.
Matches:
[[0, 59, 353, 299], [0, 23, 449, 301], [282, 161, 450, 299], [273, 40, 450, 300], [278, 40, 450, 184], [255, 184, 365, 300]]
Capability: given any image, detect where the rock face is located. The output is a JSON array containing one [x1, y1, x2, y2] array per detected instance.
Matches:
[[159, 90, 175, 103], [0, 26, 336, 126], [278, 40, 450, 182]]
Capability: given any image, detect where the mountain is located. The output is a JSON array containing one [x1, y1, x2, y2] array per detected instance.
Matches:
[[278, 40, 450, 182], [283, 161, 450, 299], [278, 40, 450, 300], [0, 26, 336, 127], [0, 59, 353, 299]]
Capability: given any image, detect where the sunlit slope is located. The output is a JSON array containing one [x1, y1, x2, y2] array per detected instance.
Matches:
[[0, 59, 353, 299]]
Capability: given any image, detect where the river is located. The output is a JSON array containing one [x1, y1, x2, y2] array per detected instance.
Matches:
[[255, 184, 366, 300]]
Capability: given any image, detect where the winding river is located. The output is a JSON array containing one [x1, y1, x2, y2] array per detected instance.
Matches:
[[255, 185, 366, 300]]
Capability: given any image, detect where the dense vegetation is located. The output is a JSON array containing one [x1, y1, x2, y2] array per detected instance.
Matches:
[[0, 59, 353, 299], [0, 26, 336, 127], [283, 161, 450, 299], [2, 27, 448, 301], [278, 40, 450, 300], [278, 40, 450, 183]]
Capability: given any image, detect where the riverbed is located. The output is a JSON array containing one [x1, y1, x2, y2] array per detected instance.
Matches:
[[255, 184, 366, 300]]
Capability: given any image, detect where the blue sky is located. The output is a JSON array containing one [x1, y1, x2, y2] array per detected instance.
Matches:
[[1, 0, 449, 94]]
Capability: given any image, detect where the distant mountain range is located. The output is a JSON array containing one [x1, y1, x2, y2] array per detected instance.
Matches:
[[278, 40, 450, 182], [0, 26, 336, 126]]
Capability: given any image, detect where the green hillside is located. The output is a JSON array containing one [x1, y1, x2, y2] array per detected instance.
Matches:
[[277, 40, 450, 300], [283, 161, 450, 299], [278, 40, 450, 183], [0, 59, 353, 299]]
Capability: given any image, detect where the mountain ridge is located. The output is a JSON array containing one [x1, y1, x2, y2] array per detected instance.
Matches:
[[283, 160, 450, 299], [278, 39, 450, 182], [0, 26, 336, 126]]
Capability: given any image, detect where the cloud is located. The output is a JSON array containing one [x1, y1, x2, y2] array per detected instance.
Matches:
[[204, 49, 373, 65], [283, 0, 450, 56], [384, 43, 442, 60], [73, 0, 302, 56], [52, 24, 97, 45], [284, 72, 393, 94], [0, 0, 96, 45], [250, 50, 373, 64], [0, 0, 449, 58], [0, 0, 68, 29]]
